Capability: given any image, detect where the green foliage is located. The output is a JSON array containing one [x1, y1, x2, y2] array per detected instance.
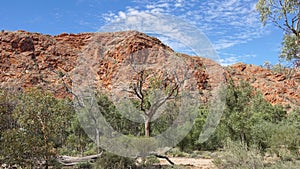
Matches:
[[213, 137, 300, 169], [76, 161, 93, 169], [256, 0, 300, 66], [105, 92, 180, 138], [150, 101, 179, 136], [250, 121, 277, 150], [96, 93, 142, 136], [134, 155, 161, 167], [128, 69, 182, 137], [93, 152, 136, 169], [175, 80, 290, 153], [213, 139, 264, 169], [256, 0, 300, 28], [177, 106, 210, 151], [211, 81, 300, 168], [286, 108, 300, 129], [0, 88, 18, 137], [281, 34, 300, 64], [217, 80, 286, 148], [144, 156, 160, 166], [0, 88, 74, 168], [251, 108, 300, 160], [0, 82, 299, 168], [265, 161, 300, 169], [1, 128, 45, 167], [60, 116, 95, 156], [271, 63, 286, 73], [167, 147, 189, 157], [268, 123, 300, 160]]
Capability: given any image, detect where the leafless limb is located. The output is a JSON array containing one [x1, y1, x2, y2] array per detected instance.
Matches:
[[56, 152, 103, 166]]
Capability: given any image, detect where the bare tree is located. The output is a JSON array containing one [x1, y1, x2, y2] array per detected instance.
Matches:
[[127, 69, 181, 137], [120, 48, 193, 138]]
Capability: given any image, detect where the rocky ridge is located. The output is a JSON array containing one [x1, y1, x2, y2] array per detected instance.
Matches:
[[0, 30, 299, 109], [226, 63, 299, 109]]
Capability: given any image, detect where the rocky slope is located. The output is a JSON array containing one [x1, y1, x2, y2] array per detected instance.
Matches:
[[226, 63, 299, 109], [0, 30, 299, 109]]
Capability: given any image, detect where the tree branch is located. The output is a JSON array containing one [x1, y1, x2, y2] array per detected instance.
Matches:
[[280, 0, 299, 35], [56, 152, 103, 166], [148, 83, 179, 118], [150, 153, 174, 166]]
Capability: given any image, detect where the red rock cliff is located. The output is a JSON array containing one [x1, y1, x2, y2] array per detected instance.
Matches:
[[0, 30, 299, 109]]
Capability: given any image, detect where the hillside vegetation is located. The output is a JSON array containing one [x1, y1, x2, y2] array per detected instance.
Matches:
[[0, 30, 299, 168]]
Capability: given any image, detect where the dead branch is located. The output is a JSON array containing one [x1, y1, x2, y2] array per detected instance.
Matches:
[[56, 152, 103, 166], [150, 153, 174, 166]]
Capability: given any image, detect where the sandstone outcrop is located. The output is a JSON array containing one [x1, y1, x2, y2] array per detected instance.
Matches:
[[0, 30, 299, 109]]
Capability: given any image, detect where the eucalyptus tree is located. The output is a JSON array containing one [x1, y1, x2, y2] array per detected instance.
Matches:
[[257, 0, 300, 66]]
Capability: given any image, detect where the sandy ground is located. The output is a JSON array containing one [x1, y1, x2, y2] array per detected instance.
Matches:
[[159, 157, 213, 169]]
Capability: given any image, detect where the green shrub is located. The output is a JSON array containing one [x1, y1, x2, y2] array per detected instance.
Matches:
[[265, 160, 300, 169], [93, 152, 136, 169], [213, 139, 264, 169], [268, 123, 300, 160], [271, 63, 286, 74], [251, 121, 277, 150], [167, 148, 188, 157], [144, 156, 160, 166], [0, 88, 74, 168], [76, 161, 93, 169]]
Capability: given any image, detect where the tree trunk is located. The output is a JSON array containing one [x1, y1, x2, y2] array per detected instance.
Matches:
[[145, 117, 151, 137], [96, 128, 100, 153], [240, 132, 248, 149]]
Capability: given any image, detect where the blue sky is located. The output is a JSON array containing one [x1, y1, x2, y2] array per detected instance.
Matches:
[[1, 0, 285, 66]]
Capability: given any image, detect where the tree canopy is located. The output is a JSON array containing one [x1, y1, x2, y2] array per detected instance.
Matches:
[[256, 0, 300, 67]]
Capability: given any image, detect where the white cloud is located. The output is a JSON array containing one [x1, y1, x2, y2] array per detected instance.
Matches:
[[219, 52, 257, 66], [174, 0, 183, 7], [219, 57, 240, 66], [101, 0, 267, 63], [118, 11, 127, 19], [214, 42, 236, 50], [99, 10, 219, 60]]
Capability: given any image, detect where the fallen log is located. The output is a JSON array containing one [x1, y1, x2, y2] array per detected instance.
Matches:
[[56, 152, 103, 166]]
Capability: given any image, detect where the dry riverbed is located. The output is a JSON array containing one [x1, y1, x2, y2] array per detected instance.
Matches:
[[159, 157, 213, 169]]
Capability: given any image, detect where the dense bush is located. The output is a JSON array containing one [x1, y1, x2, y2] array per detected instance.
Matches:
[[211, 81, 300, 168], [0, 88, 18, 139], [0, 81, 299, 168], [265, 161, 300, 169], [215, 80, 287, 148], [0, 88, 74, 168], [213, 139, 264, 169], [93, 152, 137, 169]]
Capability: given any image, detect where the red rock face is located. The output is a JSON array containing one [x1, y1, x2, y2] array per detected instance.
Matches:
[[0, 31, 92, 97], [0, 30, 299, 108], [226, 63, 300, 109]]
